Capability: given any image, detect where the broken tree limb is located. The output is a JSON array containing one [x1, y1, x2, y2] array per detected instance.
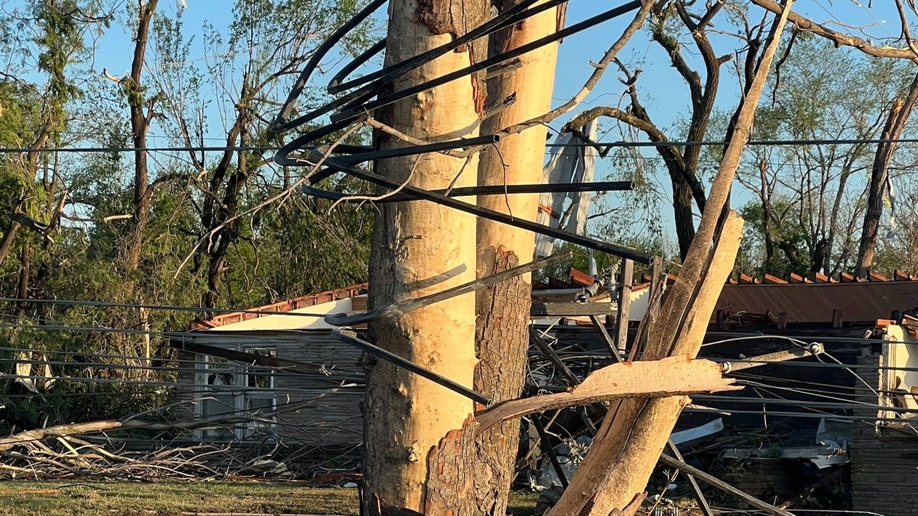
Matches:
[[721, 345, 822, 373], [548, 208, 745, 515], [750, 0, 918, 61], [548, 5, 793, 511], [658, 453, 795, 516], [0, 421, 125, 452], [474, 357, 738, 433]]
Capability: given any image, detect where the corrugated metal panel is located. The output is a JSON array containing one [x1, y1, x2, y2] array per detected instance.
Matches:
[[714, 281, 918, 324], [191, 284, 368, 329]]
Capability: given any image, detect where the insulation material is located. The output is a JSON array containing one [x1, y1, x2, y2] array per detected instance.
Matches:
[[535, 120, 599, 257]]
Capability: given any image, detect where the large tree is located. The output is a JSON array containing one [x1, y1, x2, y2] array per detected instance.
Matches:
[[362, 0, 487, 512], [471, 1, 559, 513], [357, 0, 663, 512]]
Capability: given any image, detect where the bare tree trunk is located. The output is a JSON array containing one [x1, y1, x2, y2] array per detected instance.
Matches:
[[673, 179, 696, 260], [856, 73, 918, 278], [470, 2, 560, 513], [757, 158, 778, 274], [363, 0, 487, 513], [0, 218, 21, 267], [120, 0, 158, 277]]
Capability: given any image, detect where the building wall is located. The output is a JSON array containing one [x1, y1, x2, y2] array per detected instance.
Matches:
[[172, 332, 364, 449], [271, 335, 364, 447], [851, 351, 918, 515]]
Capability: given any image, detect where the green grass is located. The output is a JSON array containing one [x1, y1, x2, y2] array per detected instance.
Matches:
[[0, 480, 538, 515]]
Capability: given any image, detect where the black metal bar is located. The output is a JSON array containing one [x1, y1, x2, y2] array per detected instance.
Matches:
[[303, 180, 635, 203], [332, 328, 491, 406], [332, 1, 643, 122], [276, 120, 498, 168], [532, 416, 569, 489], [328, 0, 559, 95], [275, 116, 363, 167], [328, 37, 388, 92], [275, 0, 556, 135], [331, 159, 652, 263], [450, 180, 634, 195], [528, 328, 581, 388], [335, 134, 501, 163], [325, 252, 570, 326], [589, 315, 622, 363], [271, 0, 388, 132], [666, 440, 715, 516]]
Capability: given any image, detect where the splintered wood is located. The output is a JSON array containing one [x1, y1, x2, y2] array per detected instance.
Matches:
[[474, 357, 738, 433]]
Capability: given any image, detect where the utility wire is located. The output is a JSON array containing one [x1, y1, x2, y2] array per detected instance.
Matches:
[[0, 299, 901, 350], [0, 296, 333, 318], [5, 136, 918, 154]]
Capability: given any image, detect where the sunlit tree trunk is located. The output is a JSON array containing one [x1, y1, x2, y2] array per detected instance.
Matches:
[[363, 0, 486, 513], [857, 74, 918, 278]]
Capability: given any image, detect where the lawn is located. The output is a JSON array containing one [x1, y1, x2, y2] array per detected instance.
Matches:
[[0, 480, 539, 515]]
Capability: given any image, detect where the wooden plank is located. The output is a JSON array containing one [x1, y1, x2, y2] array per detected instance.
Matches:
[[531, 302, 615, 317], [569, 268, 595, 287], [474, 357, 738, 433], [869, 271, 888, 282], [763, 273, 787, 284], [615, 259, 634, 353], [590, 315, 621, 362]]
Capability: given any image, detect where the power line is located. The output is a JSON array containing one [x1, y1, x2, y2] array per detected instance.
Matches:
[[2, 136, 918, 154], [0, 145, 275, 154], [553, 137, 918, 148], [0, 296, 332, 318]]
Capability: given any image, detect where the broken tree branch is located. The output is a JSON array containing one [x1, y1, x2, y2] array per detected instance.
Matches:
[[474, 357, 738, 433], [658, 453, 795, 516], [548, 2, 792, 513]]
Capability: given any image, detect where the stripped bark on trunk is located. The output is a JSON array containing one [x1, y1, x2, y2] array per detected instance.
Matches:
[[363, 0, 487, 513], [471, 1, 561, 513]]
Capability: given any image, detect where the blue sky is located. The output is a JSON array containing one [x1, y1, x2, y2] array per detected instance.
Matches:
[[88, 0, 907, 139]]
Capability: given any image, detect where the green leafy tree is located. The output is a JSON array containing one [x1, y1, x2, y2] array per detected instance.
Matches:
[[739, 34, 917, 277]]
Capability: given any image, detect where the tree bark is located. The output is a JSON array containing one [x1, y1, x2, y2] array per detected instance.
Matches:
[[363, 0, 487, 513], [0, 218, 21, 267], [856, 73, 918, 278], [120, 0, 158, 277], [673, 179, 696, 260], [469, 1, 560, 513]]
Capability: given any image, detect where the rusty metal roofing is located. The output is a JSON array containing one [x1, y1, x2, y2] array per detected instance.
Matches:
[[191, 283, 368, 329], [714, 279, 918, 325]]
